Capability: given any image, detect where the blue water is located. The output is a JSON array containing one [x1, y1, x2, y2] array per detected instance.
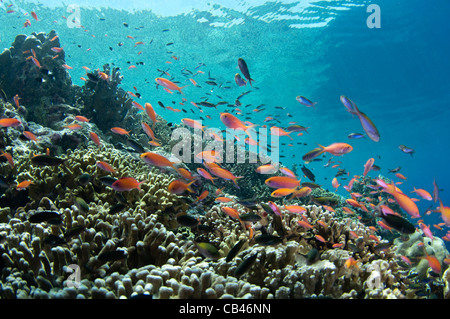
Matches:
[[1, 1, 449, 242]]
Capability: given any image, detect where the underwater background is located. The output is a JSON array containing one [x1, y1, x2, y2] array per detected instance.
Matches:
[[0, 0, 450, 300]]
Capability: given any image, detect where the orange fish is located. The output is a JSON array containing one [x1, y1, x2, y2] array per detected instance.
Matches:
[[271, 188, 297, 198], [297, 220, 313, 229], [344, 257, 359, 269], [219, 112, 256, 131], [382, 182, 420, 218], [155, 78, 187, 95], [182, 118, 206, 131], [315, 234, 327, 243], [0, 151, 14, 168], [332, 177, 340, 191], [411, 187, 432, 201], [167, 179, 195, 195], [24, 19, 32, 28], [256, 164, 278, 175], [289, 186, 312, 200], [436, 199, 450, 226], [23, 131, 38, 142], [284, 205, 306, 214], [96, 161, 116, 173], [111, 177, 145, 192], [140, 152, 176, 169], [110, 127, 130, 135], [145, 103, 158, 128], [221, 207, 240, 220], [215, 197, 234, 203], [30, 11, 38, 21], [141, 122, 157, 140], [177, 168, 194, 181], [65, 123, 82, 130], [196, 150, 222, 163], [89, 132, 102, 147], [270, 126, 293, 140], [265, 176, 300, 189], [421, 247, 441, 274], [332, 243, 344, 248], [318, 142, 353, 156], [0, 118, 21, 127], [363, 158, 375, 176], [13, 94, 21, 108], [62, 64, 73, 70], [197, 168, 217, 184], [209, 166, 243, 188], [75, 115, 90, 122], [195, 190, 209, 202], [16, 180, 33, 190]]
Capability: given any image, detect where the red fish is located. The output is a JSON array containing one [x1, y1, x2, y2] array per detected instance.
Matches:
[[197, 168, 217, 184], [96, 161, 116, 173], [220, 112, 255, 131], [31, 11, 38, 21], [363, 158, 375, 176], [0, 118, 21, 127], [89, 132, 102, 147], [112, 177, 145, 192], [209, 166, 243, 188], [140, 152, 177, 169], [110, 127, 130, 135], [23, 131, 38, 142], [155, 78, 187, 95], [265, 176, 300, 189], [16, 180, 33, 190], [167, 179, 195, 195], [0, 151, 14, 168]]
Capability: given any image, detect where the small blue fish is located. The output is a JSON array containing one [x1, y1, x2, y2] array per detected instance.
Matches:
[[296, 96, 317, 109], [237, 58, 255, 87], [399, 144, 415, 157], [347, 133, 365, 139]]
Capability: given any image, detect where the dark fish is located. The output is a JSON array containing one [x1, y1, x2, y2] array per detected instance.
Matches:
[[64, 225, 86, 239], [311, 196, 339, 207], [399, 144, 415, 157], [239, 213, 261, 222], [76, 173, 92, 186], [287, 125, 309, 132], [260, 202, 275, 215], [373, 242, 392, 252], [31, 155, 66, 166], [236, 197, 258, 209], [388, 166, 401, 174], [198, 101, 216, 108], [157, 101, 165, 109], [226, 239, 246, 262], [126, 138, 146, 153], [302, 147, 324, 162], [433, 178, 439, 203], [166, 42, 174, 46], [108, 203, 127, 214], [301, 165, 315, 182], [305, 248, 320, 264], [195, 242, 220, 260], [86, 72, 100, 82], [237, 58, 254, 87], [234, 253, 257, 277], [98, 249, 128, 262], [205, 81, 217, 86], [335, 168, 347, 177], [123, 22, 129, 27], [74, 197, 89, 213], [28, 211, 63, 225], [176, 214, 199, 228], [379, 212, 415, 234], [43, 234, 66, 246], [301, 182, 322, 189], [98, 176, 118, 187], [255, 234, 282, 246]]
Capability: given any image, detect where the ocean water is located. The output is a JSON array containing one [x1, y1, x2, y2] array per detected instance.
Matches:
[[1, 0, 450, 298]]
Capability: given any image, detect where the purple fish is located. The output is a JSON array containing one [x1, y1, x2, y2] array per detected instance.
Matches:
[[344, 97, 380, 142], [296, 96, 317, 109]]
